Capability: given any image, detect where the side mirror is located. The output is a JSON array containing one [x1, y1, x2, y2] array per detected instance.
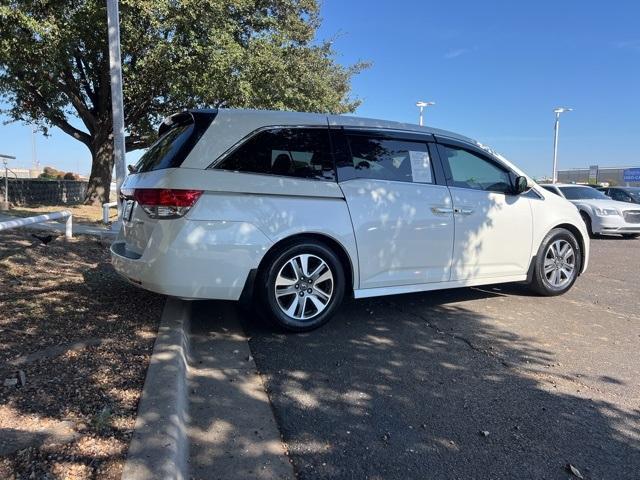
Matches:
[[514, 176, 531, 195]]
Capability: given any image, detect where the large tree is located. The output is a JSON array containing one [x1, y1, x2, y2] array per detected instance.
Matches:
[[0, 0, 366, 204]]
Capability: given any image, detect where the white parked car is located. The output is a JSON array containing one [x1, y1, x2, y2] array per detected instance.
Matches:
[[111, 109, 590, 331], [541, 184, 640, 239]]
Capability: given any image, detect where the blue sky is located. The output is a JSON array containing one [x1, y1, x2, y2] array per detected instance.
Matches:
[[1, 0, 639, 178]]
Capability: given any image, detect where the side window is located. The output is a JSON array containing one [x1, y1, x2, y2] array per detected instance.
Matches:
[[344, 135, 433, 183], [611, 190, 627, 202], [441, 145, 513, 194], [216, 128, 335, 181]]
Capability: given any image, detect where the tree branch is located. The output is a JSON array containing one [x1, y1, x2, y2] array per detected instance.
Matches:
[[50, 115, 92, 146], [74, 50, 97, 106], [59, 67, 97, 133], [18, 79, 92, 147]]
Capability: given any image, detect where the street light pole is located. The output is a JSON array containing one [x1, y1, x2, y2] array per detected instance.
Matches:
[[106, 0, 126, 219], [31, 126, 39, 171], [416, 101, 435, 126], [552, 107, 572, 183]]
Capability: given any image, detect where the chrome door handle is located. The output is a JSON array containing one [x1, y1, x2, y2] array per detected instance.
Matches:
[[431, 206, 454, 215], [454, 207, 474, 216]]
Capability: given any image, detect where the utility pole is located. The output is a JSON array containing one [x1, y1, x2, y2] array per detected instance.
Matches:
[[552, 107, 573, 183], [106, 0, 126, 218], [1, 154, 16, 211]]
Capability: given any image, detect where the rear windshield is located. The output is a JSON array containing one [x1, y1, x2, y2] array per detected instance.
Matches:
[[134, 124, 194, 173], [558, 186, 609, 200], [133, 111, 216, 173]]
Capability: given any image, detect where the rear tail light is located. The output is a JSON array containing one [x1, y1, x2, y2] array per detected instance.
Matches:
[[133, 188, 203, 219]]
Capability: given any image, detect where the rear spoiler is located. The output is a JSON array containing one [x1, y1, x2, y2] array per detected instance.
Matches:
[[158, 109, 218, 137]]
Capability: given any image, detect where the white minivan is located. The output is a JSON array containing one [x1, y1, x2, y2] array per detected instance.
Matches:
[[112, 109, 589, 331]]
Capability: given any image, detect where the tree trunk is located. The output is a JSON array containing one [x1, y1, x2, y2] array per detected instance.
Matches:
[[84, 133, 114, 206]]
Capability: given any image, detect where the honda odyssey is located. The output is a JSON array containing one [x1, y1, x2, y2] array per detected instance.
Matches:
[[111, 109, 590, 331]]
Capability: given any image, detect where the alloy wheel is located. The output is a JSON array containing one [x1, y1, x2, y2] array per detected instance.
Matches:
[[275, 254, 334, 320], [543, 239, 576, 288]]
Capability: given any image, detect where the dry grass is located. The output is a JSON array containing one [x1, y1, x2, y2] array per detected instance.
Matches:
[[0, 231, 163, 480], [5, 204, 118, 225]]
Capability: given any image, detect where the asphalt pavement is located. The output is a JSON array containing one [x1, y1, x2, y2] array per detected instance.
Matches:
[[226, 236, 640, 480]]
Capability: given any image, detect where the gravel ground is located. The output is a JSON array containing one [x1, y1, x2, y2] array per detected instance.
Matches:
[[0, 231, 163, 480]]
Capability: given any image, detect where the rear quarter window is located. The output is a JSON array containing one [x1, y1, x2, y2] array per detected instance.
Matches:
[[216, 127, 335, 181]]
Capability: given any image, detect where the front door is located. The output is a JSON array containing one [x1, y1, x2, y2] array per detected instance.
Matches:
[[436, 142, 533, 280], [336, 130, 455, 289]]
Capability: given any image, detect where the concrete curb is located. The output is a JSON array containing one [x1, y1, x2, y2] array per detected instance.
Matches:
[[122, 298, 191, 480]]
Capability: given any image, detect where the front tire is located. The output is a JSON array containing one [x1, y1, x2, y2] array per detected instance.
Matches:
[[529, 228, 581, 296], [622, 233, 640, 239], [258, 241, 345, 332], [580, 211, 596, 237]]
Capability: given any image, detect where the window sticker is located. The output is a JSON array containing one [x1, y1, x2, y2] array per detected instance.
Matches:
[[409, 150, 432, 183]]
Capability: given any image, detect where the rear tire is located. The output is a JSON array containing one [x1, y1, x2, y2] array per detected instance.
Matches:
[[258, 240, 345, 332], [529, 228, 581, 296]]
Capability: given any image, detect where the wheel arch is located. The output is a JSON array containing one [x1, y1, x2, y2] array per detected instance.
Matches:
[[251, 232, 356, 297], [527, 222, 588, 283], [577, 206, 592, 220]]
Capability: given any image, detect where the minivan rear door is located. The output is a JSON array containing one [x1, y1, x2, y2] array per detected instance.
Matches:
[[119, 110, 217, 255], [333, 129, 454, 290]]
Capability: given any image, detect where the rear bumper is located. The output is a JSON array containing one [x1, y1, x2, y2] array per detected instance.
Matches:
[[110, 220, 271, 300]]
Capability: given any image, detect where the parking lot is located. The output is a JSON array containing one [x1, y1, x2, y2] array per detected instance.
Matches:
[[190, 236, 640, 479]]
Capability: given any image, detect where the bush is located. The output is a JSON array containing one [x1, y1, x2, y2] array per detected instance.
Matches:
[[38, 166, 78, 180], [39, 166, 65, 180]]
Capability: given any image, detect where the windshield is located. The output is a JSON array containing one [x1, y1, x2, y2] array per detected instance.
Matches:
[[558, 186, 609, 200]]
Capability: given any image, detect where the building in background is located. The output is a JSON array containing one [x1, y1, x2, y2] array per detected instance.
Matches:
[[557, 166, 640, 187], [9, 167, 42, 179]]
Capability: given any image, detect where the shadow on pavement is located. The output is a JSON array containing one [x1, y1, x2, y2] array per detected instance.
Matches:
[[231, 286, 640, 480]]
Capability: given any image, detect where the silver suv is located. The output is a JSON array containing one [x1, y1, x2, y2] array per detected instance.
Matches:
[[111, 109, 589, 331]]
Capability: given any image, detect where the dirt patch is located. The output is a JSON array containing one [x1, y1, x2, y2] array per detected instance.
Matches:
[[0, 231, 163, 479], [5, 204, 117, 226]]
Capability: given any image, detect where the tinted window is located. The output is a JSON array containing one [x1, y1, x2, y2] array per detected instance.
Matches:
[[610, 189, 629, 201], [558, 186, 609, 200], [441, 146, 512, 193], [344, 135, 433, 183], [134, 124, 194, 173], [626, 188, 640, 201], [217, 128, 335, 181], [134, 112, 216, 173]]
